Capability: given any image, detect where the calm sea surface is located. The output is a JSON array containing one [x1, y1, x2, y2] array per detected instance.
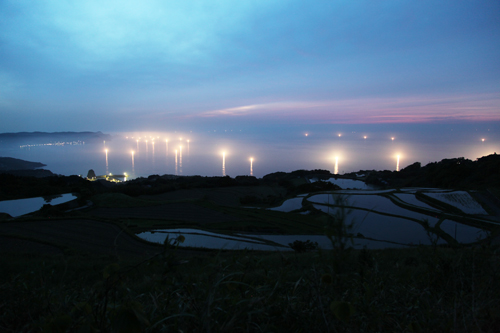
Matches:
[[1, 126, 497, 179]]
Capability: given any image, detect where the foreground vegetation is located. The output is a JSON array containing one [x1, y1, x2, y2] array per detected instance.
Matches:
[[1, 242, 499, 332]]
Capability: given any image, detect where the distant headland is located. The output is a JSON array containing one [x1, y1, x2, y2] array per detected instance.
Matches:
[[0, 131, 111, 146], [0, 157, 53, 177], [0, 156, 46, 171]]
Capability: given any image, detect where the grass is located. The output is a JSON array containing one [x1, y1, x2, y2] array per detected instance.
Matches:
[[1, 244, 499, 332]]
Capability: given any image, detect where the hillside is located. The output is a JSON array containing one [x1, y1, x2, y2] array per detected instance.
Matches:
[[362, 153, 500, 189]]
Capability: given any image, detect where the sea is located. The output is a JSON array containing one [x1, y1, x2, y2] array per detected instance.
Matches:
[[0, 124, 497, 179]]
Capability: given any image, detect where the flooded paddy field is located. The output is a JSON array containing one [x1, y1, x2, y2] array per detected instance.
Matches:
[[136, 187, 495, 250]]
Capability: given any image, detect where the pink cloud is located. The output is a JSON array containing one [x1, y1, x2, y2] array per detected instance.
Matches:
[[195, 93, 500, 123]]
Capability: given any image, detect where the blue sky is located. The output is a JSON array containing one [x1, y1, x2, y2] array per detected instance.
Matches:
[[0, 0, 499, 132]]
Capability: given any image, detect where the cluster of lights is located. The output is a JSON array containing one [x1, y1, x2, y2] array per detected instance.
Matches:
[[302, 134, 400, 140], [20, 141, 85, 148], [128, 137, 191, 143], [120, 133, 445, 177]]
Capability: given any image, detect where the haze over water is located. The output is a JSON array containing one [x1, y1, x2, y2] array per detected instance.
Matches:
[[2, 123, 497, 179]]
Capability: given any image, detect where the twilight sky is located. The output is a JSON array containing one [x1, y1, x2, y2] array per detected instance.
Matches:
[[0, 0, 499, 133]]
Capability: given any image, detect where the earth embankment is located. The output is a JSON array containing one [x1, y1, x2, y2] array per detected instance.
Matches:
[[0, 219, 162, 257]]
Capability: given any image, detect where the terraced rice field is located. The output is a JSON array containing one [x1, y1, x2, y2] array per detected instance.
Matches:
[[268, 197, 304, 212], [392, 193, 439, 211], [307, 193, 440, 224], [423, 191, 488, 215], [1, 186, 493, 255], [311, 204, 440, 245]]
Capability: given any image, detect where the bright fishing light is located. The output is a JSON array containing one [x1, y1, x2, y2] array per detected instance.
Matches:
[[305, 133, 309, 137], [363, 136, 367, 139], [338, 134, 341, 137], [391, 137, 395, 141], [482, 138, 485, 142]]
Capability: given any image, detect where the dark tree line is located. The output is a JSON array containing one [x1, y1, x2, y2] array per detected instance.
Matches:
[[365, 153, 500, 189]]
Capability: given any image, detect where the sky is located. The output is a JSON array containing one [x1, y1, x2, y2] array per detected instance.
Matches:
[[0, 0, 499, 133]]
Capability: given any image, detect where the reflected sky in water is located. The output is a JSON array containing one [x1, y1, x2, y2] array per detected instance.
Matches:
[[1, 124, 497, 179]]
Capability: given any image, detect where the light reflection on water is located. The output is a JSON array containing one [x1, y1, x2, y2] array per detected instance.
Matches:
[[179, 145, 183, 175], [104, 149, 109, 175], [174, 149, 178, 175], [2, 130, 497, 178], [131, 151, 135, 174], [222, 152, 226, 176], [152, 141, 155, 166]]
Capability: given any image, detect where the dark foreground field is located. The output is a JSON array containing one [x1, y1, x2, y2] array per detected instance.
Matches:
[[1, 239, 499, 332], [1, 164, 500, 332], [1, 214, 499, 331]]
